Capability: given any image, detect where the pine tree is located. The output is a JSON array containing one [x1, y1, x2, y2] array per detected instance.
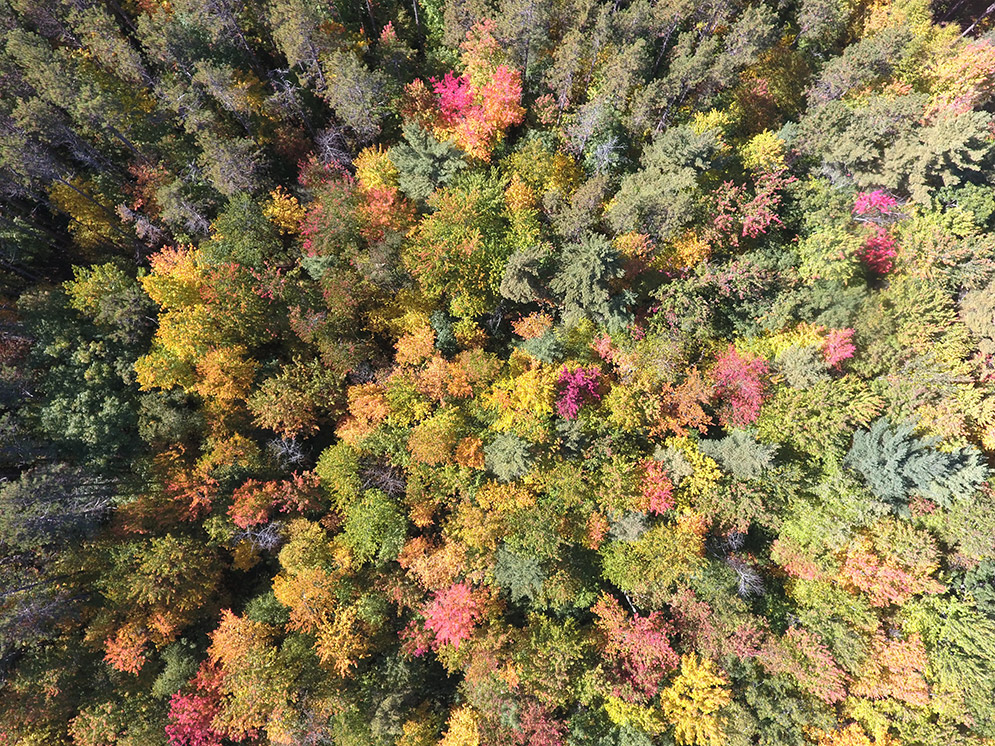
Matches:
[[484, 432, 534, 482], [699, 430, 776, 480], [550, 232, 632, 329], [607, 124, 719, 241], [389, 122, 469, 202], [493, 544, 545, 603], [845, 417, 989, 514]]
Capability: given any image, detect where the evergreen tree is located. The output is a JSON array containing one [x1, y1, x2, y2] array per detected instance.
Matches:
[[845, 417, 989, 514], [389, 122, 469, 202], [550, 232, 632, 329]]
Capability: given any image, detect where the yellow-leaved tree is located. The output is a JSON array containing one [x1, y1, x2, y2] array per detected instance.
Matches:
[[660, 653, 731, 746]]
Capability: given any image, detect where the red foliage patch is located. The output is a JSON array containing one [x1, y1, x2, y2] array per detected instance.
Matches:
[[710, 345, 768, 427]]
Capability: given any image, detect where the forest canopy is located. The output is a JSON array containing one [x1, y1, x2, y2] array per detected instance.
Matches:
[[4, 0, 995, 745]]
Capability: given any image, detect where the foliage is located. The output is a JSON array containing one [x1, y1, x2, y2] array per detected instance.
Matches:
[[710, 346, 768, 429], [845, 417, 989, 514], [423, 583, 485, 650], [484, 432, 533, 482], [342, 488, 408, 565], [593, 593, 679, 701], [660, 653, 731, 746], [6, 2, 995, 744], [551, 233, 633, 329], [403, 170, 511, 318], [166, 664, 224, 746], [557, 365, 603, 420], [390, 122, 469, 202]]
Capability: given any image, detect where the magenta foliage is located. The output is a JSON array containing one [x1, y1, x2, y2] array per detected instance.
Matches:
[[400, 618, 433, 658], [853, 190, 898, 217], [165, 692, 223, 746], [299, 203, 321, 256], [711, 345, 767, 428], [823, 328, 856, 368], [860, 227, 898, 274], [594, 595, 679, 701], [423, 582, 483, 650], [759, 627, 847, 704], [432, 72, 474, 125], [740, 169, 789, 238], [556, 365, 603, 420], [709, 169, 791, 248]]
